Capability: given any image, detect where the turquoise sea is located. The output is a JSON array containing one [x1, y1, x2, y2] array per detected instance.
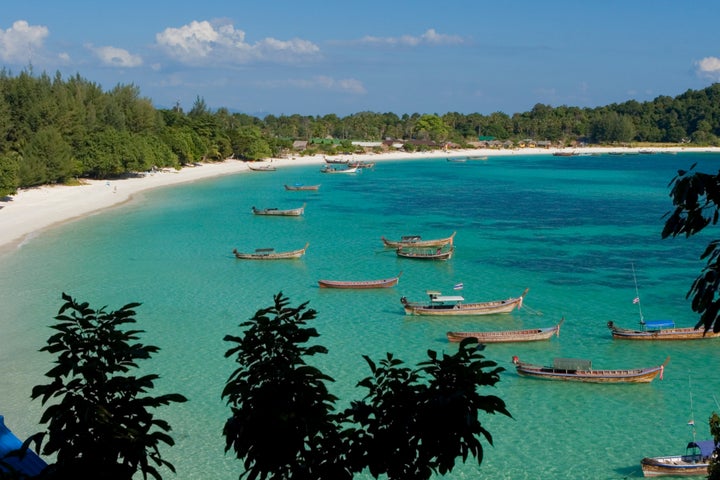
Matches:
[[1, 153, 720, 479]]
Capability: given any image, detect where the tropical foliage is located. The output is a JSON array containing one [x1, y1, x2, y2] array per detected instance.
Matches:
[[3, 68, 720, 196], [30, 293, 187, 480], [222, 292, 510, 480], [663, 164, 720, 334]]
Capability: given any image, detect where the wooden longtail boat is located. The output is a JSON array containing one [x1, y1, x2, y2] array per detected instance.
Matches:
[[232, 243, 309, 260], [381, 231, 456, 248], [324, 157, 349, 164], [511, 356, 670, 384], [247, 164, 277, 171], [251, 203, 306, 216], [401, 288, 528, 316], [606, 321, 720, 341], [641, 440, 717, 477], [396, 246, 454, 260], [284, 184, 320, 191], [320, 165, 358, 174], [447, 318, 563, 343], [318, 272, 402, 289], [348, 161, 375, 169]]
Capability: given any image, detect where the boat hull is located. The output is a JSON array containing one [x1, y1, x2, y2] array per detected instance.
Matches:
[[641, 456, 709, 477], [396, 247, 454, 260], [402, 289, 527, 316], [320, 166, 358, 174], [318, 274, 401, 289], [232, 243, 309, 260], [607, 322, 720, 340], [512, 357, 669, 384], [284, 184, 320, 191], [447, 320, 562, 343], [252, 203, 305, 216], [382, 231, 456, 248]]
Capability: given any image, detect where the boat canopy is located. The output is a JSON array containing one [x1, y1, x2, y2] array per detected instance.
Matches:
[[688, 440, 719, 458], [431, 295, 464, 303], [644, 320, 675, 330], [553, 358, 592, 370]]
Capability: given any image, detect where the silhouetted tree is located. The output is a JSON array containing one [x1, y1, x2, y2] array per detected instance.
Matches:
[[222, 293, 510, 480], [31, 293, 187, 480], [663, 164, 720, 334]]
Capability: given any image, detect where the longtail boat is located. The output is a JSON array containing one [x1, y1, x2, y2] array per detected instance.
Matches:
[[511, 355, 670, 384], [247, 164, 277, 171], [251, 203, 306, 216], [396, 245, 454, 260], [324, 156, 349, 164], [381, 231, 456, 248], [607, 320, 720, 341], [348, 161, 375, 169], [320, 165, 358, 174], [284, 184, 320, 191], [447, 318, 563, 343], [641, 440, 718, 477], [232, 243, 309, 260], [318, 272, 402, 289], [401, 288, 528, 316]]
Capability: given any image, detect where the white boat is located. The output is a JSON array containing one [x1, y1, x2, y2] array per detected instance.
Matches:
[[641, 440, 717, 477], [320, 165, 358, 174]]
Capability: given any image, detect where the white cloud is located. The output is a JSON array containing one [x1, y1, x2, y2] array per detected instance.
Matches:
[[156, 20, 320, 65], [88, 45, 143, 67], [697, 56, 720, 80], [264, 76, 366, 94], [0, 20, 49, 63], [360, 28, 464, 47]]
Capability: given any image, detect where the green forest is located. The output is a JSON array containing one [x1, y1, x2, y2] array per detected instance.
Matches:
[[2, 68, 720, 196]]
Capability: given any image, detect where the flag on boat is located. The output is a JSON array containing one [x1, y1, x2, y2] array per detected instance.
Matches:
[[453, 283, 464, 290], [633, 297, 640, 304]]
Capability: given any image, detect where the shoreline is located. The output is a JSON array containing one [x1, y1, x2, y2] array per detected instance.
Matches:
[[1, 146, 718, 253]]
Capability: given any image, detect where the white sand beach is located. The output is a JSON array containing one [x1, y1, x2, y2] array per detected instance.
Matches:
[[1, 146, 717, 253]]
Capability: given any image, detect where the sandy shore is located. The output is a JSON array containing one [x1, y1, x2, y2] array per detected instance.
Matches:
[[1, 146, 718, 253]]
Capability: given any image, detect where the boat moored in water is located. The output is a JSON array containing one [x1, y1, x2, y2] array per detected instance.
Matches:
[[511, 356, 670, 383], [232, 243, 309, 260], [318, 272, 402, 289], [396, 245, 454, 260], [447, 318, 563, 343], [284, 184, 320, 191], [381, 231, 456, 248], [401, 288, 528, 316], [607, 320, 720, 340], [251, 203, 306, 216], [641, 440, 718, 477]]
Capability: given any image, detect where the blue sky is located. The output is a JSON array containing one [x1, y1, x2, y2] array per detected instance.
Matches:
[[2, 0, 720, 117]]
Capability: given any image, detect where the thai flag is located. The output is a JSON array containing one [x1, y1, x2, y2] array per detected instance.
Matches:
[[453, 283, 464, 290], [633, 297, 640, 304]]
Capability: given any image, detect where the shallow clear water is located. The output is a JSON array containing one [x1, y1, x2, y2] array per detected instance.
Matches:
[[1, 153, 719, 479]]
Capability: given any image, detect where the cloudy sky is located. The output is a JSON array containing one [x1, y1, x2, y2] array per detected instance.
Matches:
[[2, 0, 720, 117]]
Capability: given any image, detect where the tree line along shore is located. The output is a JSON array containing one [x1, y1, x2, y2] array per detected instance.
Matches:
[[1, 69, 720, 197]]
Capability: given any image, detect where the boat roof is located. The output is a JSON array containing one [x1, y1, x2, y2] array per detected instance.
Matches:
[[688, 440, 718, 457], [553, 358, 592, 370], [644, 320, 676, 329], [431, 295, 464, 302]]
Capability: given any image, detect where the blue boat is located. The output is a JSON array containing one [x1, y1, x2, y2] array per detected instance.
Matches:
[[0, 415, 47, 476]]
